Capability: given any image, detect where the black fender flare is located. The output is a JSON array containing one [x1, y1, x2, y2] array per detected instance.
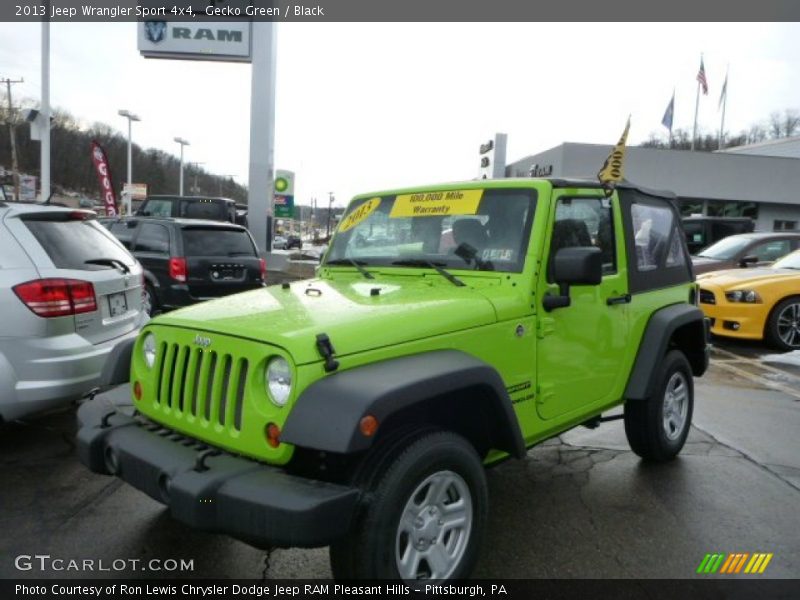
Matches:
[[100, 338, 135, 387], [625, 303, 709, 401], [281, 350, 526, 459]]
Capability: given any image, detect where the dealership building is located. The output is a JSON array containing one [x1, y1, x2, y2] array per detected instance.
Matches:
[[505, 137, 800, 232]]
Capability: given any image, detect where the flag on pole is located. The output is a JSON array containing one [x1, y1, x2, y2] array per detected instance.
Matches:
[[597, 116, 631, 192], [718, 72, 728, 109], [661, 93, 675, 131], [696, 57, 709, 95]]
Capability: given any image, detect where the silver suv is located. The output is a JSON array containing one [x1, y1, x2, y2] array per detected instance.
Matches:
[[0, 202, 144, 421]]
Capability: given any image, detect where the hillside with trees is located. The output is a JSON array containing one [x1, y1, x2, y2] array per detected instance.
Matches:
[[0, 97, 247, 203]]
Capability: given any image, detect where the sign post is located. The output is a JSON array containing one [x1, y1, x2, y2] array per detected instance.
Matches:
[[137, 14, 275, 255]]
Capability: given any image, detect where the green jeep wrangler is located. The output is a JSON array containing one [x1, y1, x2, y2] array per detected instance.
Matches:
[[78, 178, 708, 581]]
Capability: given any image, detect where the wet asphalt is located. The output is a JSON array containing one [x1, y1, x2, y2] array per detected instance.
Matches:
[[1, 340, 798, 580]]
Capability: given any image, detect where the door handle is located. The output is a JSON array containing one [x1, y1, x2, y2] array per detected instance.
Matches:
[[606, 294, 631, 306]]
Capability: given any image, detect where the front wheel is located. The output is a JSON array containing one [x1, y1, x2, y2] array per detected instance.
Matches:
[[624, 350, 694, 461], [765, 296, 800, 351], [330, 430, 487, 581]]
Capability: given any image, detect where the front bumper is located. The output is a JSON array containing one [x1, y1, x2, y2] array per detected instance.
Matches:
[[76, 389, 359, 548], [699, 292, 767, 341]]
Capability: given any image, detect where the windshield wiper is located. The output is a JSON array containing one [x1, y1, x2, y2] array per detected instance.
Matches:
[[392, 259, 465, 287], [325, 258, 374, 279], [84, 258, 130, 273]]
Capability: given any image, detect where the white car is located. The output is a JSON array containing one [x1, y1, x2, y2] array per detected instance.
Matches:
[[0, 201, 145, 421]]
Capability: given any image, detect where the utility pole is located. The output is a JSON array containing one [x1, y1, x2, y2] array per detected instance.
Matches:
[[2, 77, 24, 201], [326, 192, 334, 238], [217, 174, 234, 196], [187, 161, 205, 195]]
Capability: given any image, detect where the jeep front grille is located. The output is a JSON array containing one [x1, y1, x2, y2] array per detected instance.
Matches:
[[155, 343, 248, 430], [699, 289, 716, 305]]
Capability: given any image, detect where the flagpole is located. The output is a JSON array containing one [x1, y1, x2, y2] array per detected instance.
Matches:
[[718, 67, 728, 150], [669, 89, 674, 147], [691, 79, 700, 152]]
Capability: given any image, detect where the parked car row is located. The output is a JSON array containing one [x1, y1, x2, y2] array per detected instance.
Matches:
[[1, 198, 268, 422], [687, 228, 800, 351]]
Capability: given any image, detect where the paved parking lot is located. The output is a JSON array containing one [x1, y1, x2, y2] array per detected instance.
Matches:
[[1, 338, 798, 580]]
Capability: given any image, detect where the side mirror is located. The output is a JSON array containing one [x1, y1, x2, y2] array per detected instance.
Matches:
[[543, 247, 603, 312], [740, 255, 758, 267]]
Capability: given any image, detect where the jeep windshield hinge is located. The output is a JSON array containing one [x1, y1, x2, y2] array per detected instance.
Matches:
[[316, 333, 340, 373]]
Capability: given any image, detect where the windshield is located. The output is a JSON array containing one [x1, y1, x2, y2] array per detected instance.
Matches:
[[697, 236, 751, 260], [325, 188, 537, 273], [772, 250, 800, 270]]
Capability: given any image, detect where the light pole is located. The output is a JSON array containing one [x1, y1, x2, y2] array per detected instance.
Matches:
[[174, 137, 189, 196], [118, 109, 140, 214]]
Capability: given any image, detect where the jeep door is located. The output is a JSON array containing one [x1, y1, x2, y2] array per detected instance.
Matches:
[[535, 192, 630, 420]]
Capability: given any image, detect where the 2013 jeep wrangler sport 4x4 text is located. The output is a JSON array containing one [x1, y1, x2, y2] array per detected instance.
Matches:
[[78, 178, 709, 581]]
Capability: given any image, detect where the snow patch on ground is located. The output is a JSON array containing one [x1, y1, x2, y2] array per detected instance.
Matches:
[[762, 350, 800, 367]]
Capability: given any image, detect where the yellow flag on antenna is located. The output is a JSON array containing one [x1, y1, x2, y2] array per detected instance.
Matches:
[[597, 117, 631, 189]]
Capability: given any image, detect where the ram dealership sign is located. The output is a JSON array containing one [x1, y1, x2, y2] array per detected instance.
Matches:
[[138, 21, 252, 63]]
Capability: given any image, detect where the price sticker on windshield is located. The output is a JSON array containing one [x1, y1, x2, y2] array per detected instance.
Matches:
[[339, 197, 382, 232], [390, 189, 483, 218]]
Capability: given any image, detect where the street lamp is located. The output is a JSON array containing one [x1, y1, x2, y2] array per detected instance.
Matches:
[[174, 137, 190, 196], [118, 109, 140, 214]]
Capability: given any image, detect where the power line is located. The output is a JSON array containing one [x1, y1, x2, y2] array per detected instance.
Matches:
[[1, 77, 24, 201]]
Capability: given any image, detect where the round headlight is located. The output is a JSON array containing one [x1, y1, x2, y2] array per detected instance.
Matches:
[[143, 333, 157, 368], [266, 357, 292, 407]]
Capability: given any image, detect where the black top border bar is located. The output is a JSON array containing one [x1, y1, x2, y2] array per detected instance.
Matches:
[[4, 0, 800, 22]]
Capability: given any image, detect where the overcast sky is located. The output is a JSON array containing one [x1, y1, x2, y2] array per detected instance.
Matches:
[[1, 22, 799, 206]]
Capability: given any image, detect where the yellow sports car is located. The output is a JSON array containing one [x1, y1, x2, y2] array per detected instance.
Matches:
[[697, 249, 800, 350]]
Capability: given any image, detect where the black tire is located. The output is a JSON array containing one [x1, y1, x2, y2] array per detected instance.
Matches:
[[142, 283, 158, 317], [624, 350, 694, 462], [765, 296, 800, 351], [329, 430, 487, 581]]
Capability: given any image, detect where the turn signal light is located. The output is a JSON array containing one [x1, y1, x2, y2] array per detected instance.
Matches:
[[359, 415, 379, 437], [266, 422, 281, 448], [133, 381, 142, 401]]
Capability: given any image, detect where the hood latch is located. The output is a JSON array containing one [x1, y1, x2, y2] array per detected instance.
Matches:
[[316, 333, 340, 373]]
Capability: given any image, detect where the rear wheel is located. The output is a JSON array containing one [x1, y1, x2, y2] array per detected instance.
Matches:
[[765, 296, 800, 351], [142, 283, 158, 317], [329, 430, 487, 581], [624, 350, 693, 461]]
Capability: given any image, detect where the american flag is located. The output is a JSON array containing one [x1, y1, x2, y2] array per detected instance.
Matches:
[[697, 57, 709, 95]]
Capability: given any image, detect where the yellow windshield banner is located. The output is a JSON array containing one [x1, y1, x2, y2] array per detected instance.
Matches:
[[338, 197, 381, 232], [390, 189, 484, 218], [597, 116, 631, 189]]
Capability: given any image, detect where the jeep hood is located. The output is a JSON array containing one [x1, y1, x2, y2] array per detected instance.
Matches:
[[696, 268, 800, 288], [152, 277, 498, 364]]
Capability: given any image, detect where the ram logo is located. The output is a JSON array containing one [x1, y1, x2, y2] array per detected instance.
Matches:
[[193, 335, 212, 348]]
